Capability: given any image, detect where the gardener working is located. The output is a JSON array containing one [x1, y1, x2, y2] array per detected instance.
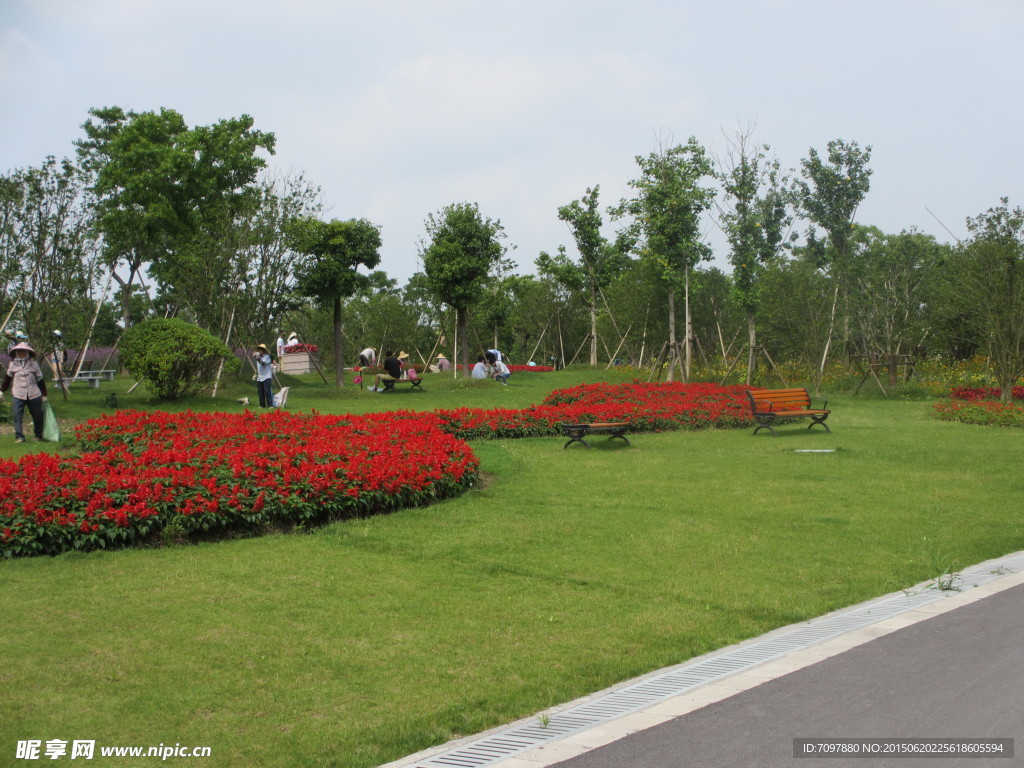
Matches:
[[252, 343, 274, 408], [0, 341, 48, 443]]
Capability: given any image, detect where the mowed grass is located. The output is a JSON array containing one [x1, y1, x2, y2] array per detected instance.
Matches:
[[2, 373, 1023, 767]]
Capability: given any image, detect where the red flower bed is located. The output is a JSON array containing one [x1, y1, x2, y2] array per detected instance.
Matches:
[[1, 410, 477, 558], [934, 400, 1024, 427], [950, 386, 1024, 401], [431, 381, 752, 439], [1, 382, 751, 558], [506, 365, 553, 372], [284, 342, 318, 354]]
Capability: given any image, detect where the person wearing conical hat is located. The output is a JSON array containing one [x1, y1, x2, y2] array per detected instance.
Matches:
[[0, 342, 47, 443], [436, 353, 451, 372], [252, 343, 274, 408]]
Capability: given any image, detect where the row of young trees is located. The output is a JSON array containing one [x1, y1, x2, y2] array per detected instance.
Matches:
[[1, 107, 1022, 400]]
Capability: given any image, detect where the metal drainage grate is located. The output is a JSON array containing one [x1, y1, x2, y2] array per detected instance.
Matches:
[[410, 553, 1023, 768]]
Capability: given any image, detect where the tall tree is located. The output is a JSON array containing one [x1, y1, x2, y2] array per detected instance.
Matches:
[[288, 217, 382, 388], [0, 157, 102, 346], [237, 171, 324, 340], [793, 139, 872, 378], [847, 226, 946, 386], [614, 138, 715, 381], [944, 199, 1024, 402], [537, 185, 632, 365], [420, 202, 507, 373], [716, 130, 792, 383], [76, 106, 275, 330]]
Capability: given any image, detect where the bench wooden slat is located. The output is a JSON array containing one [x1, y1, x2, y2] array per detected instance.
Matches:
[[746, 387, 830, 437]]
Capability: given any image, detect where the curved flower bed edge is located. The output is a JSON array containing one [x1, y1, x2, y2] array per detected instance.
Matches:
[[2, 382, 751, 558]]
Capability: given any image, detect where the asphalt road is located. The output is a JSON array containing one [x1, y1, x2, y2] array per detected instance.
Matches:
[[551, 583, 1024, 768]]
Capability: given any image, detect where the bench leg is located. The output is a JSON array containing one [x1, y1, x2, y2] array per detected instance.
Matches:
[[607, 430, 630, 446], [807, 415, 830, 432], [563, 426, 590, 448], [752, 421, 777, 437]]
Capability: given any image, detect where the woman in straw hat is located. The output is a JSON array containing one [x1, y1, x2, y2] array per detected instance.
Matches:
[[252, 343, 274, 407], [0, 342, 48, 442]]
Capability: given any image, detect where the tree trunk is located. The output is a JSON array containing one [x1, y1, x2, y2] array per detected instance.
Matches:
[[683, 265, 692, 383], [457, 305, 469, 374], [666, 288, 677, 382], [589, 288, 598, 366], [817, 279, 841, 397], [746, 312, 757, 386], [333, 297, 344, 388]]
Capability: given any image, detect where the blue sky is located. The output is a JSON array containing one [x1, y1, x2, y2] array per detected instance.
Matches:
[[2, 0, 1021, 283]]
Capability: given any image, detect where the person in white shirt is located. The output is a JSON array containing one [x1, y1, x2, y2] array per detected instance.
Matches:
[[489, 358, 511, 385], [471, 356, 488, 379]]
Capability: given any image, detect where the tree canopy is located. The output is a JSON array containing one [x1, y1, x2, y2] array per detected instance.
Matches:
[[289, 216, 383, 387], [420, 202, 507, 372]]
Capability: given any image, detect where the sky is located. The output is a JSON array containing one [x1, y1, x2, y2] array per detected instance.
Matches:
[[1, 0, 1022, 285]]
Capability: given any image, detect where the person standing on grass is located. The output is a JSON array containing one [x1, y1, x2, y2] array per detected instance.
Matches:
[[276, 331, 286, 360], [253, 343, 274, 407], [0, 342, 47, 443], [358, 347, 376, 367], [369, 351, 402, 391]]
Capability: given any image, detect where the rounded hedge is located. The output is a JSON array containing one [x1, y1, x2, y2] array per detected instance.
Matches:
[[121, 318, 232, 400]]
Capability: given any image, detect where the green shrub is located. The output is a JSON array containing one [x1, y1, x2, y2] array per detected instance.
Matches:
[[121, 318, 232, 400]]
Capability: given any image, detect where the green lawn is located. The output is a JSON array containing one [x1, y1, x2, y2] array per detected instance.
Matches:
[[2, 371, 1022, 767]]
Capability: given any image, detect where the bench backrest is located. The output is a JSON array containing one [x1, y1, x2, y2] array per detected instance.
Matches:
[[746, 387, 811, 413]]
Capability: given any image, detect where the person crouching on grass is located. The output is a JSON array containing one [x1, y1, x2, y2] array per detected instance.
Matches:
[[489, 357, 511, 385], [0, 342, 48, 443]]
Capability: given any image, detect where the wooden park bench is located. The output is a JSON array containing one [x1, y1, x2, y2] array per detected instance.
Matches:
[[380, 377, 424, 392], [746, 387, 830, 437], [562, 422, 631, 449]]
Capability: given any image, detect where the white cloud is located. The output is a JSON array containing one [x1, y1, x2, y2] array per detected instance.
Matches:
[[1, 0, 1021, 283], [0, 25, 60, 94]]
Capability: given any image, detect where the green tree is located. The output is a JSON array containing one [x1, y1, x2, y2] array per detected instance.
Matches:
[[793, 139, 872, 376], [537, 185, 633, 366], [0, 157, 102, 349], [716, 130, 792, 383], [420, 203, 507, 373], [236, 171, 324, 342], [758, 253, 835, 391], [944, 199, 1024, 401], [847, 226, 946, 386], [288, 217, 382, 387], [614, 139, 716, 381], [77, 106, 275, 330]]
